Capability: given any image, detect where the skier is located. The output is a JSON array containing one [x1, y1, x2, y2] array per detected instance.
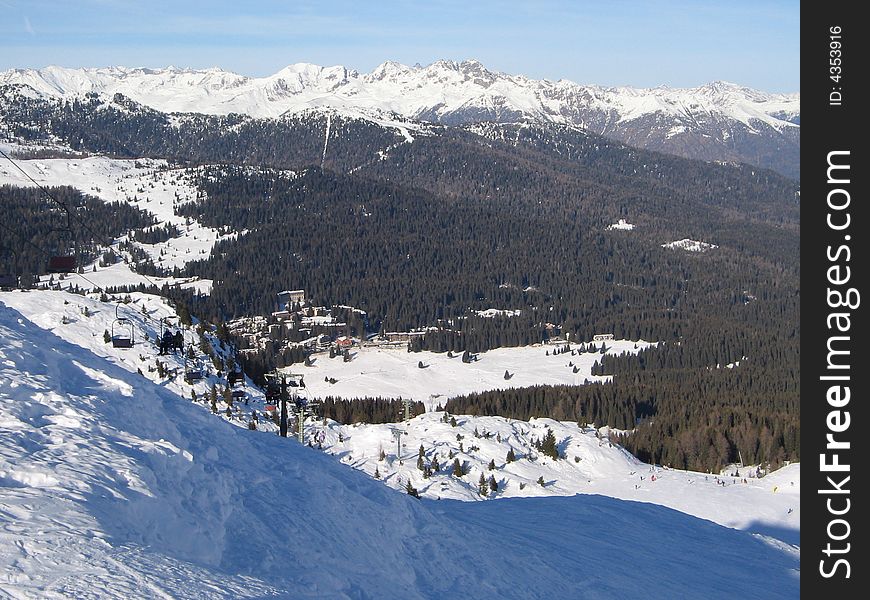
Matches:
[[160, 330, 173, 355]]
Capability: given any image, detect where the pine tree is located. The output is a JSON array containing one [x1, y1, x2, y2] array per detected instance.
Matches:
[[210, 384, 218, 413], [103, 329, 111, 343], [488, 459, 496, 471], [540, 428, 560, 460], [452, 458, 463, 478], [374, 466, 381, 479], [506, 448, 516, 463], [406, 480, 420, 498], [478, 473, 488, 496], [431, 455, 440, 472], [488, 475, 498, 493], [538, 475, 546, 486]]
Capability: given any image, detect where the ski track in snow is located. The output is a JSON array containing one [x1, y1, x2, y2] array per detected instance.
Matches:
[[0, 290, 800, 598], [321, 112, 331, 167]]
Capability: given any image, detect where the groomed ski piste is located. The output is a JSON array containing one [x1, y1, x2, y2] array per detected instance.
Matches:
[[1, 290, 799, 598]]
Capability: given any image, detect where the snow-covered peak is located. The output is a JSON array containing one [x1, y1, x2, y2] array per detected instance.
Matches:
[[0, 60, 799, 129]]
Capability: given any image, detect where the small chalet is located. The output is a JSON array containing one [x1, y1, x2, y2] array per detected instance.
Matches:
[[277, 289, 306, 311]]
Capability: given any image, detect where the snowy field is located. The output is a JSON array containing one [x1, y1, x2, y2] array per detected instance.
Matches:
[[301, 340, 652, 410], [0, 293, 801, 598]]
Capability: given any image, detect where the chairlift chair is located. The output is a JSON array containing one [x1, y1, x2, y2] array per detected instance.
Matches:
[[46, 255, 78, 274], [184, 349, 204, 383], [111, 304, 134, 348], [46, 213, 79, 274]]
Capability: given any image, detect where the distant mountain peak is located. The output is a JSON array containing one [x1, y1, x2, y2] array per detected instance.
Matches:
[[0, 59, 800, 177]]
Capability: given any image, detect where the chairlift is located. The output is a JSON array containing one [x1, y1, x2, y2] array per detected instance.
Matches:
[[46, 255, 78, 274], [184, 348, 204, 383], [111, 303, 134, 348], [46, 210, 79, 274]]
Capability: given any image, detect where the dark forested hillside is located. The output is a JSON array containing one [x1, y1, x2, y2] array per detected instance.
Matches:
[[0, 184, 156, 279], [0, 87, 799, 471], [0, 87, 408, 173], [445, 337, 799, 472]]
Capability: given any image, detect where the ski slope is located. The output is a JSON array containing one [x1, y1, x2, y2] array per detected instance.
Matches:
[[0, 293, 800, 598]]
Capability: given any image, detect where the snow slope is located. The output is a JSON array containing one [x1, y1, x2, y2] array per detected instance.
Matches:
[[318, 413, 800, 546], [0, 294, 800, 598], [1, 62, 799, 131]]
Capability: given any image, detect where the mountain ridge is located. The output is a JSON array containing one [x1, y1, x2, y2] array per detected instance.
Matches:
[[1, 60, 800, 177]]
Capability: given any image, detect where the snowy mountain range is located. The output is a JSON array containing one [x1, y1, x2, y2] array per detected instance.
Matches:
[[0, 60, 800, 177]]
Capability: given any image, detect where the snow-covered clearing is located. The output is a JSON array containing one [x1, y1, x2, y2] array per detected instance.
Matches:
[[606, 219, 635, 231], [302, 340, 650, 410], [662, 238, 719, 252], [0, 291, 800, 598]]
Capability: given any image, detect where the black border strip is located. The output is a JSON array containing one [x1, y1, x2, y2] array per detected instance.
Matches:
[[803, 2, 865, 595]]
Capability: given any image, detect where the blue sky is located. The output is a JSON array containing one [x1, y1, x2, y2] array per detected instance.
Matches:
[[1, 0, 799, 91]]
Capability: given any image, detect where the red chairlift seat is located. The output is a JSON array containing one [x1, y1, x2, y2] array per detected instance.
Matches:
[[46, 255, 77, 273]]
